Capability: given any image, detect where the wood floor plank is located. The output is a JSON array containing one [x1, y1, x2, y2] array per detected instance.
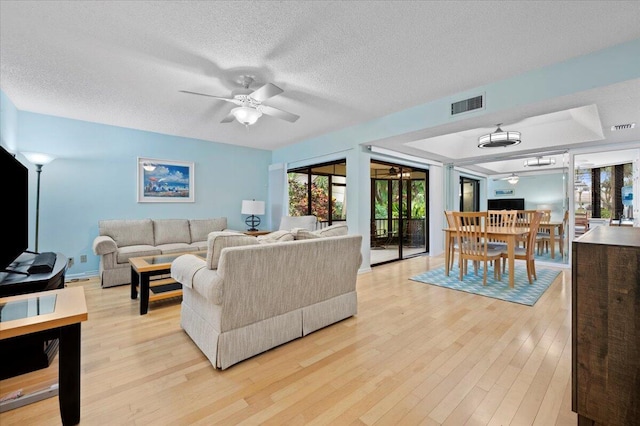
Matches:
[[0, 255, 577, 426]]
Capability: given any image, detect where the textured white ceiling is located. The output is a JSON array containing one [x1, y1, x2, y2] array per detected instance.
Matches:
[[1, 0, 639, 162]]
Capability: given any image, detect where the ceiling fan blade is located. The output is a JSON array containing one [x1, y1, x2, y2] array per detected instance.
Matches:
[[220, 111, 235, 123], [250, 83, 284, 102], [179, 90, 241, 105], [259, 104, 300, 123]]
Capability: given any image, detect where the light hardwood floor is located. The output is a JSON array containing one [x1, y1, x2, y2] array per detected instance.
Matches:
[[0, 255, 575, 425]]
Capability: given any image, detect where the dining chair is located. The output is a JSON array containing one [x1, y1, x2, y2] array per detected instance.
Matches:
[[453, 211, 502, 285], [502, 210, 543, 284], [574, 211, 589, 236], [536, 209, 552, 255], [486, 210, 518, 250], [515, 210, 537, 248], [444, 211, 460, 273], [488, 210, 517, 227]]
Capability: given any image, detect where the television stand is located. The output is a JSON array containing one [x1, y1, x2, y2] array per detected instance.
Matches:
[[0, 252, 67, 379], [0, 268, 30, 276], [0, 252, 67, 297]]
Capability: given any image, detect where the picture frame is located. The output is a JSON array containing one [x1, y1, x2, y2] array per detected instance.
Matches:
[[137, 157, 194, 203], [494, 188, 515, 197]]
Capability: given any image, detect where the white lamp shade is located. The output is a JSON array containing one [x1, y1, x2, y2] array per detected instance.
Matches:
[[22, 151, 56, 165], [241, 200, 265, 215], [232, 107, 262, 125]]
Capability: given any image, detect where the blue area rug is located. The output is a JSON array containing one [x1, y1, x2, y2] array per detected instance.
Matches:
[[534, 248, 567, 265], [410, 264, 561, 306]]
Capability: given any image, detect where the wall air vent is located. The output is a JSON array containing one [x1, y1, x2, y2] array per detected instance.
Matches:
[[451, 95, 484, 115], [610, 123, 636, 131]]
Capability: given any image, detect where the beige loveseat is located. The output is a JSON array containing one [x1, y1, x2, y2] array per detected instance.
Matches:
[[170, 225, 361, 370], [92, 218, 229, 288]]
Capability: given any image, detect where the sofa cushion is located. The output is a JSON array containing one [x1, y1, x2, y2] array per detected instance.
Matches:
[[154, 219, 191, 245], [99, 219, 154, 247], [257, 230, 295, 244], [295, 223, 348, 240], [157, 243, 198, 255], [207, 232, 259, 269], [189, 218, 228, 243], [116, 245, 161, 264], [189, 241, 209, 251]]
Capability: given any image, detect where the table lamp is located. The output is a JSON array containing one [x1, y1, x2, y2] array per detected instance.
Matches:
[[241, 199, 265, 231]]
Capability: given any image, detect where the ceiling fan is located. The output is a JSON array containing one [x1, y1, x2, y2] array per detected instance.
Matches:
[[493, 173, 521, 184], [180, 76, 300, 126]]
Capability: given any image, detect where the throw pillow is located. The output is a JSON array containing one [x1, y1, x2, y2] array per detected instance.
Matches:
[[316, 223, 348, 237], [294, 224, 348, 240], [257, 230, 295, 244], [295, 229, 321, 240]]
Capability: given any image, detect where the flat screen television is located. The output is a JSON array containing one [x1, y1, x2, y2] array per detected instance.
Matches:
[[0, 146, 29, 271], [487, 198, 525, 211]]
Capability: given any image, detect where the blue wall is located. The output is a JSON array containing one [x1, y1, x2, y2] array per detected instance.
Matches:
[[1, 98, 271, 277], [488, 173, 567, 221]]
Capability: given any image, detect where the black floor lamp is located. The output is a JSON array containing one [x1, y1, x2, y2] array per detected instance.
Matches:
[[22, 151, 56, 253]]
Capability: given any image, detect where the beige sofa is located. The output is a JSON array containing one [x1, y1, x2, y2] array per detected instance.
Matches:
[[170, 225, 361, 370], [92, 218, 229, 288]]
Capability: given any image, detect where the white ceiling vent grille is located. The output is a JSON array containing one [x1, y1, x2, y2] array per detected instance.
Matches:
[[451, 95, 483, 115], [610, 123, 636, 131]]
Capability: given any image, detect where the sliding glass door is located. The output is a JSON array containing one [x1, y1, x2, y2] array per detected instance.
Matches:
[[370, 161, 428, 265]]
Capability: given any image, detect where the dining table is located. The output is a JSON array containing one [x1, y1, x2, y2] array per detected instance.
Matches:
[[443, 225, 530, 288]]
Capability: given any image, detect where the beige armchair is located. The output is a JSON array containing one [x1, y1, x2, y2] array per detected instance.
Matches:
[[278, 215, 318, 231]]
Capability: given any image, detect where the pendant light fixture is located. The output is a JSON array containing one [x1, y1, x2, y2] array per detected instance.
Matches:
[[524, 156, 556, 167], [478, 124, 521, 148]]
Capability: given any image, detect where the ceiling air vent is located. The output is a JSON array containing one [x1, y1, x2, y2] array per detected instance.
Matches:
[[451, 95, 483, 115], [611, 123, 636, 131]]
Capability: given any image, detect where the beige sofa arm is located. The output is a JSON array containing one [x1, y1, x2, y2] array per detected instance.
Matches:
[[93, 235, 117, 255], [171, 255, 224, 304]]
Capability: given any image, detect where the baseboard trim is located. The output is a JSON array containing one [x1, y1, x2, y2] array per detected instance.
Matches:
[[65, 270, 99, 281]]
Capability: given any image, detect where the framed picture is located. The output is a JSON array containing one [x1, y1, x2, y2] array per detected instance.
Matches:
[[137, 157, 194, 203], [494, 188, 515, 197]]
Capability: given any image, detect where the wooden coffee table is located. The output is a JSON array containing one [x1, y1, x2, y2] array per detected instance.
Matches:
[[129, 251, 205, 315]]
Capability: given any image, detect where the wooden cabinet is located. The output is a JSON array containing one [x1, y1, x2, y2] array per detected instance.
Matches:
[[572, 226, 640, 426]]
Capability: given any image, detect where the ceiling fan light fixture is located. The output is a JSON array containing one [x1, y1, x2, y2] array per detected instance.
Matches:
[[231, 106, 262, 126], [524, 156, 556, 167], [507, 174, 519, 185], [478, 124, 521, 148]]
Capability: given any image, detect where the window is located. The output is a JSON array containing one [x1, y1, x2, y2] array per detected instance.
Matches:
[[287, 160, 346, 226], [575, 162, 633, 218]]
